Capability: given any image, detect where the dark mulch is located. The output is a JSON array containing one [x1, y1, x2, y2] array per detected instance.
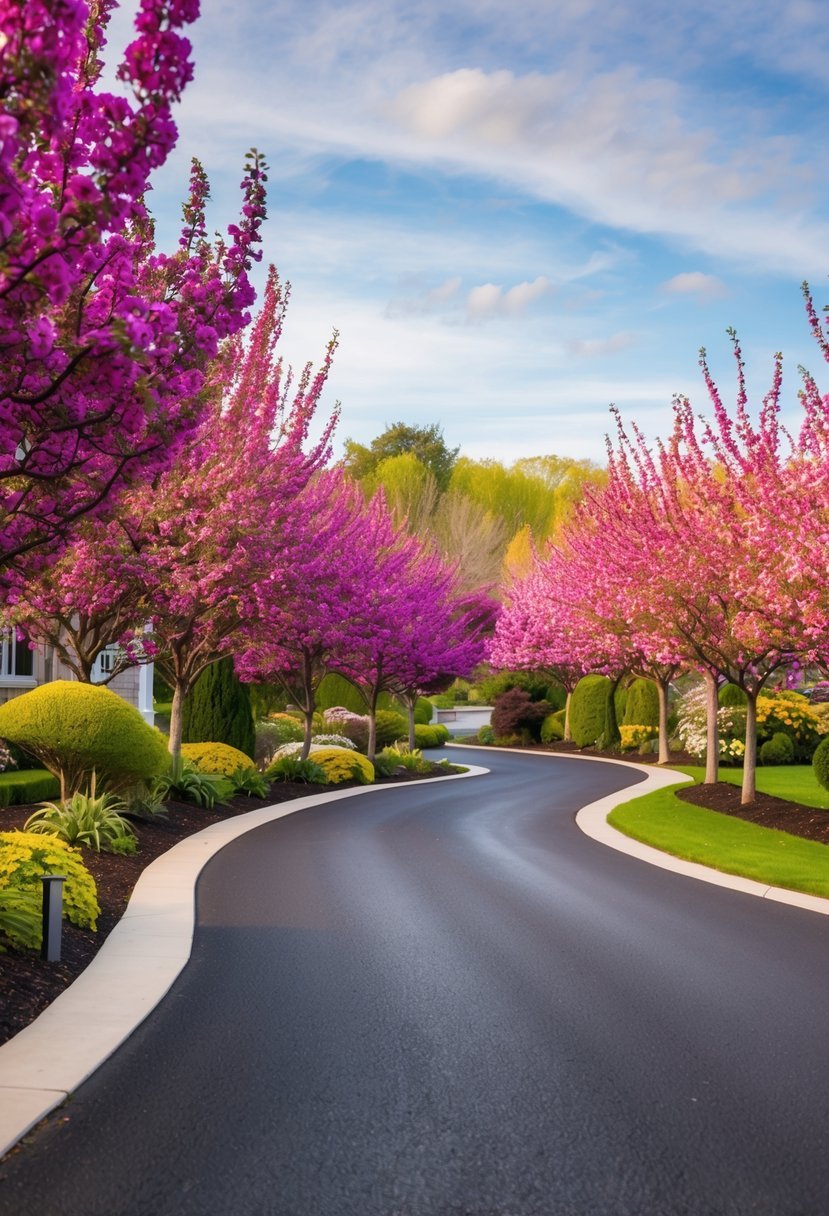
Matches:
[[0, 769, 454, 1047], [677, 781, 829, 845]]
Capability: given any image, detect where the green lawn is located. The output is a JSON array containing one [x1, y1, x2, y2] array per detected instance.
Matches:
[[672, 764, 829, 810], [608, 773, 829, 899]]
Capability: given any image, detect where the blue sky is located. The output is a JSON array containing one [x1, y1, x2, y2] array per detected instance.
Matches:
[[110, 0, 829, 464]]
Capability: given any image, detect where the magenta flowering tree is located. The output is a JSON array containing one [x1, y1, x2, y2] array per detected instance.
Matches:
[[0, 1, 267, 580], [236, 469, 371, 761]]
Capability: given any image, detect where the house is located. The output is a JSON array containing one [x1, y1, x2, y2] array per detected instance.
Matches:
[[0, 633, 155, 724]]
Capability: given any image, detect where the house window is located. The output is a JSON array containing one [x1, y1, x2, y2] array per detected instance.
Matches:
[[91, 646, 120, 683], [0, 632, 34, 681]]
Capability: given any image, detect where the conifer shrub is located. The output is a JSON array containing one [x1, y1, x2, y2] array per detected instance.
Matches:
[[491, 688, 550, 743], [181, 742, 254, 777], [569, 675, 613, 748], [622, 678, 660, 727], [759, 732, 794, 766], [0, 682, 169, 795], [182, 658, 255, 759], [544, 684, 567, 712]]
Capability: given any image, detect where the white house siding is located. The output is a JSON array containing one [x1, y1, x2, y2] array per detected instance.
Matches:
[[0, 642, 155, 724]]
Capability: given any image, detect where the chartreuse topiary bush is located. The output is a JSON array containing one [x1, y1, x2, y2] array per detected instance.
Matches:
[[309, 747, 375, 785], [569, 675, 613, 748], [180, 741, 254, 777], [812, 736, 829, 791], [0, 682, 169, 795], [374, 710, 408, 749], [540, 710, 566, 743], [0, 831, 99, 951]]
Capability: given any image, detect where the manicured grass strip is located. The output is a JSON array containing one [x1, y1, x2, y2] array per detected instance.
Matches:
[[673, 765, 829, 810], [0, 769, 60, 806], [608, 783, 829, 899]]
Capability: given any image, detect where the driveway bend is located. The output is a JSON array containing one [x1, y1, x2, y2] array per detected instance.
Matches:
[[2, 748, 829, 1216]]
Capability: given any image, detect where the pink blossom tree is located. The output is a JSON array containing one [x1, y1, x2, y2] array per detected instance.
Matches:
[[0, 2, 267, 581]]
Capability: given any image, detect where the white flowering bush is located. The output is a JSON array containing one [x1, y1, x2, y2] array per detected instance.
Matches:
[[676, 683, 749, 763], [272, 741, 356, 760], [311, 733, 356, 750]]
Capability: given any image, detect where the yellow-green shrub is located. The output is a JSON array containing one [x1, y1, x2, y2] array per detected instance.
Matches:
[[0, 830, 99, 947], [0, 682, 169, 794], [180, 741, 253, 777], [620, 724, 658, 752], [310, 747, 374, 785]]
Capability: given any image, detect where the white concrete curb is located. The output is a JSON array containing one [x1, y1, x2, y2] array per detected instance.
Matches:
[[451, 743, 829, 918], [0, 765, 488, 1158]]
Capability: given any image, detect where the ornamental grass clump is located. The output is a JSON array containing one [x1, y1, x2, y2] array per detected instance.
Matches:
[[265, 756, 328, 784], [24, 775, 138, 855]]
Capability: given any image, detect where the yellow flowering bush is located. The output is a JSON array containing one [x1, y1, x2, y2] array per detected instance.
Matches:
[[0, 830, 99, 950], [619, 724, 658, 752], [181, 742, 254, 777], [756, 694, 828, 761], [310, 747, 375, 786]]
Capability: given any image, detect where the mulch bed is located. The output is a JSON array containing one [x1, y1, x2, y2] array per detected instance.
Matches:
[[677, 781, 829, 844], [0, 770, 440, 1048]]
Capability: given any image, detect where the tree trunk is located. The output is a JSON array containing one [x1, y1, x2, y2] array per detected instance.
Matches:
[[406, 700, 416, 751], [168, 679, 186, 772], [656, 678, 670, 764], [367, 712, 377, 764], [703, 668, 719, 785], [300, 708, 314, 762], [741, 690, 758, 805], [563, 690, 572, 742]]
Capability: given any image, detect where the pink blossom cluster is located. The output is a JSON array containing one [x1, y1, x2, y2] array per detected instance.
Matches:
[[0, 2, 267, 577]]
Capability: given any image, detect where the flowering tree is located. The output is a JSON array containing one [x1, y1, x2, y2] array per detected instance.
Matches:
[[236, 469, 370, 760], [0, 1, 267, 580]]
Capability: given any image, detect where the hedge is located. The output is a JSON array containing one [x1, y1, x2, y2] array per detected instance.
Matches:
[[0, 769, 61, 807]]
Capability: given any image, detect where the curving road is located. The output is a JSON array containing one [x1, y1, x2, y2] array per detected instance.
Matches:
[[2, 748, 829, 1215]]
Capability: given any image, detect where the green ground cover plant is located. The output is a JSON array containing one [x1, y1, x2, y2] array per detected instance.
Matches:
[[609, 777, 829, 898]]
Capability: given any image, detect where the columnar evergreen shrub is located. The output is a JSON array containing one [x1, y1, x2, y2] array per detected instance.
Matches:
[[719, 683, 748, 707], [182, 658, 255, 760], [0, 683, 169, 794], [569, 675, 613, 747], [622, 679, 660, 727]]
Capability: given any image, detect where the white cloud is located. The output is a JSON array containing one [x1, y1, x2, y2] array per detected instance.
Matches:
[[662, 272, 728, 300], [566, 332, 636, 358], [466, 276, 552, 320]]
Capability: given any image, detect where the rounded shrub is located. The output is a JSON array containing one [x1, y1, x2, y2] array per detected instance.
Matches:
[[310, 747, 375, 785], [181, 741, 254, 777], [374, 710, 408, 748], [413, 723, 449, 748], [569, 675, 613, 748], [622, 678, 659, 727], [0, 682, 169, 794], [813, 736, 829, 790], [540, 710, 566, 743], [719, 683, 747, 707], [544, 684, 567, 713], [414, 698, 434, 724], [759, 732, 794, 766], [476, 725, 495, 745], [0, 830, 99, 942], [322, 708, 370, 752]]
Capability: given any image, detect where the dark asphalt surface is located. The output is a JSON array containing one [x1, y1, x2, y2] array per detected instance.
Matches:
[[2, 748, 829, 1216]]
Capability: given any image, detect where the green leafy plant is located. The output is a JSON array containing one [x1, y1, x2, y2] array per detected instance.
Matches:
[[123, 783, 169, 821], [475, 724, 495, 745], [152, 761, 226, 809], [228, 766, 268, 797], [0, 886, 42, 952], [24, 776, 138, 855], [759, 732, 795, 766], [374, 745, 430, 776], [264, 756, 329, 784]]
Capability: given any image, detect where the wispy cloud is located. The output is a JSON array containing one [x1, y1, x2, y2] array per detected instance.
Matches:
[[662, 272, 728, 301], [566, 332, 636, 359]]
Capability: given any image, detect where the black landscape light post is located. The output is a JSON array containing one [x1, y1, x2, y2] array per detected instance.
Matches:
[[40, 875, 66, 962]]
